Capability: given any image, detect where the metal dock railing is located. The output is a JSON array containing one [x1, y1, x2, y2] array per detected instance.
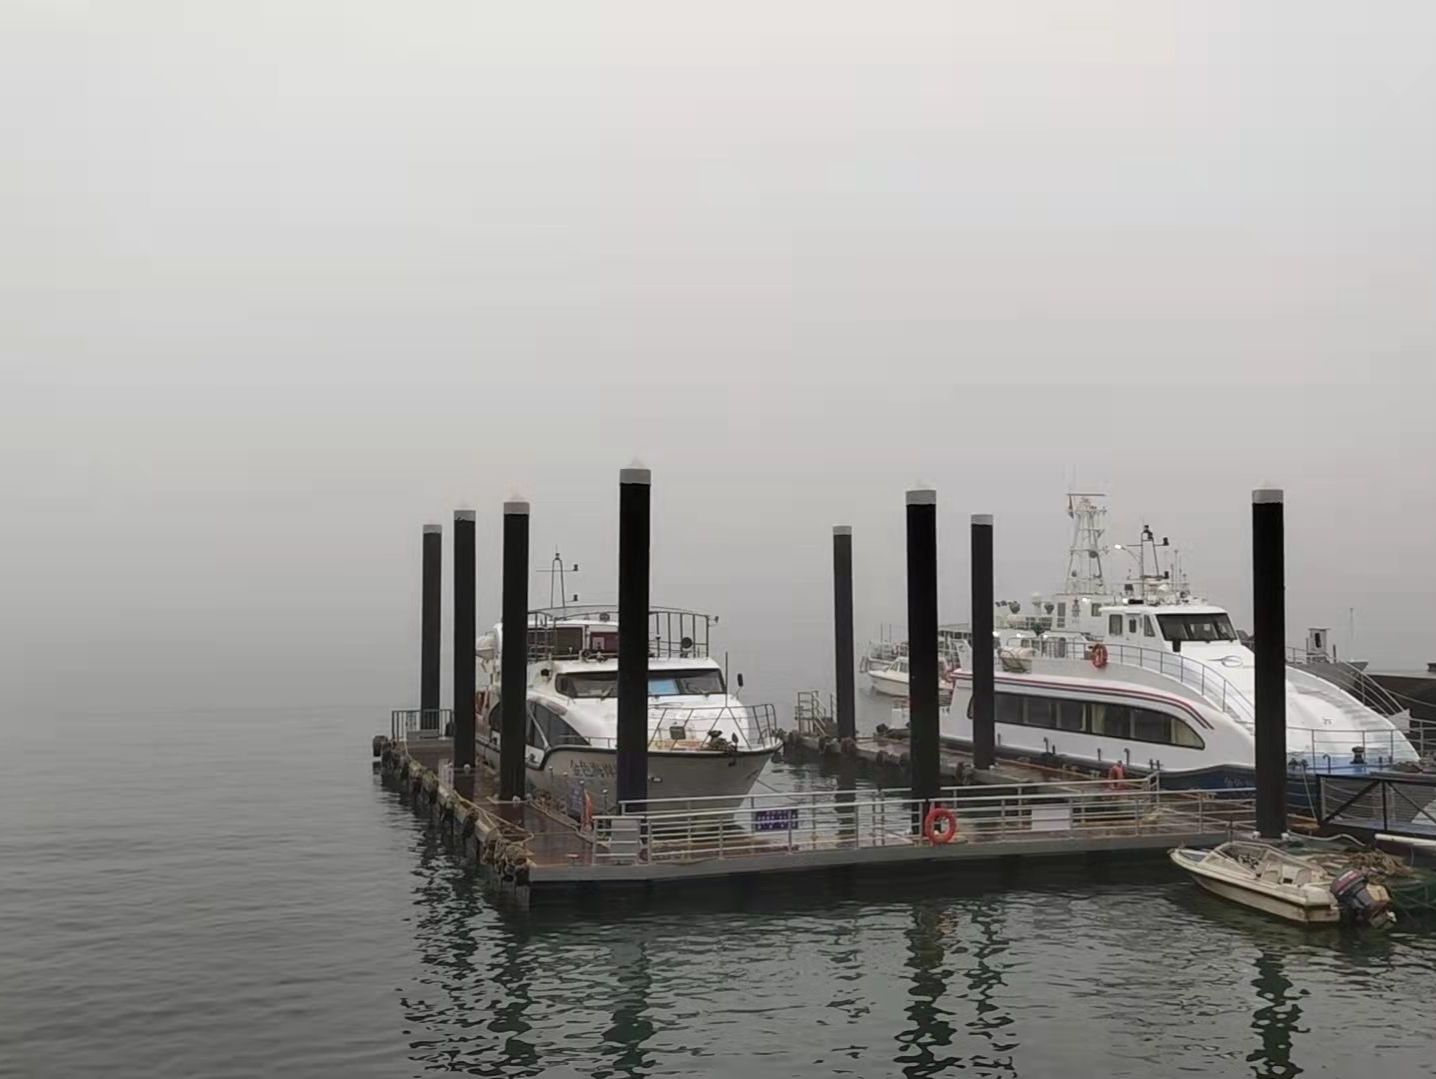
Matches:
[[591, 780, 1255, 866]]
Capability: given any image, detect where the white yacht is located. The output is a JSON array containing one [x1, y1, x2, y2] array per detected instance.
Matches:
[[473, 605, 780, 816], [916, 495, 1420, 801], [862, 627, 967, 700]]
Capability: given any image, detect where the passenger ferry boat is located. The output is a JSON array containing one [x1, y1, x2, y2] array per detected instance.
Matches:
[[472, 605, 781, 816], [903, 495, 1423, 806]]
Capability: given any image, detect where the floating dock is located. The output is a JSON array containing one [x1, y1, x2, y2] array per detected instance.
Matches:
[[375, 731, 1253, 908]]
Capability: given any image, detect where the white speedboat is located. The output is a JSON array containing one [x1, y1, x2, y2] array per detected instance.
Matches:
[[1170, 842, 1394, 926], [473, 605, 780, 816], [866, 655, 955, 705]]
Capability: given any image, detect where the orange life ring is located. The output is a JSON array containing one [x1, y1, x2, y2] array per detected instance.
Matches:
[[923, 805, 958, 845], [1090, 643, 1109, 669], [1106, 761, 1126, 789]]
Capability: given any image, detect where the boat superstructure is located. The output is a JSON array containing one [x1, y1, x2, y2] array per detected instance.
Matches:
[[473, 605, 781, 816]]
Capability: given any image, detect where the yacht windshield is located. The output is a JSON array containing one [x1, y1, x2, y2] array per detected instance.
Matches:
[[555, 669, 726, 698], [1157, 612, 1239, 642]]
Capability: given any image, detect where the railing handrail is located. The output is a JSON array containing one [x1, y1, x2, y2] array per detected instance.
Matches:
[[622, 778, 1241, 818], [594, 782, 1255, 864], [1283, 649, 1409, 717], [391, 707, 453, 740]]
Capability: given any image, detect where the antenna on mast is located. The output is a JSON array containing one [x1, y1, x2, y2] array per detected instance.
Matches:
[[543, 548, 580, 613], [1063, 492, 1109, 596]]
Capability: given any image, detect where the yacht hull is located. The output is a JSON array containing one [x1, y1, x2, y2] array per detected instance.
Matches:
[[475, 734, 775, 815]]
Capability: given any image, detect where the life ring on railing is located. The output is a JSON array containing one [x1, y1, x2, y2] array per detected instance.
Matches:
[[1106, 761, 1126, 789], [1090, 643, 1109, 670], [923, 806, 958, 845]]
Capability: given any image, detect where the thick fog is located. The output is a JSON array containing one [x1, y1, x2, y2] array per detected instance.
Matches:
[[5, 3, 1433, 718]]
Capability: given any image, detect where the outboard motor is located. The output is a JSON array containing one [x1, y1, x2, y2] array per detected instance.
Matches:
[[1330, 870, 1396, 928]]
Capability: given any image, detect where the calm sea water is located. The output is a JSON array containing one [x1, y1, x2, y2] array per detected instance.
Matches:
[[3, 707, 1434, 1079]]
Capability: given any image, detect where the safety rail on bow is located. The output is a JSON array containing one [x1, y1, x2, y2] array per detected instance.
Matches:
[[1288, 727, 1422, 771], [1282, 648, 1409, 718], [595, 781, 1254, 865]]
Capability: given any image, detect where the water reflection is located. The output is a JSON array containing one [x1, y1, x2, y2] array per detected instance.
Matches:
[[1248, 950, 1304, 1079], [897, 899, 1017, 1078], [597, 938, 655, 1079], [897, 903, 958, 1077], [963, 900, 1016, 1076]]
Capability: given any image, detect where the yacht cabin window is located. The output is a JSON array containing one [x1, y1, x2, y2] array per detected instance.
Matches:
[[527, 701, 586, 747], [1128, 617, 1139, 635], [1144, 616, 1157, 638], [1108, 614, 1123, 636], [554, 669, 727, 698]]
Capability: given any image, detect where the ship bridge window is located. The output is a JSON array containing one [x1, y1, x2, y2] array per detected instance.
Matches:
[[646, 669, 727, 696], [1144, 616, 1157, 638], [1108, 614, 1123, 636], [556, 669, 726, 698], [973, 694, 1204, 749], [1157, 613, 1238, 642]]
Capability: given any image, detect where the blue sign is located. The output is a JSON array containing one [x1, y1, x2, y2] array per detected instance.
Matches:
[[755, 808, 800, 832]]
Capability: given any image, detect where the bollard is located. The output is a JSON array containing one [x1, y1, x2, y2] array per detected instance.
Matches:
[[971, 513, 995, 770], [616, 466, 651, 809], [833, 526, 856, 742], [453, 510, 477, 778], [906, 488, 940, 810], [499, 498, 530, 802], [1253, 487, 1287, 838]]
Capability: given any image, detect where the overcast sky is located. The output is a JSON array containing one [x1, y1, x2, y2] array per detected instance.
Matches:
[[4, 2, 1433, 716]]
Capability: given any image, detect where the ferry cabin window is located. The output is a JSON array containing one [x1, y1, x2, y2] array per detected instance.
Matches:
[[1056, 700, 1084, 731], [972, 694, 1205, 749], [1090, 702, 1131, 739], [1108, 614, 1123, 636], [1157, 613, 1239, 643], [1144, 616, 1157, 638], [1128, 617, 1138, 635], [1025, 696, 1057, 729]]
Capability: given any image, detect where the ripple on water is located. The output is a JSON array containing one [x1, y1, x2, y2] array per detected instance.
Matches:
[[3, 709, 1435, 1078]]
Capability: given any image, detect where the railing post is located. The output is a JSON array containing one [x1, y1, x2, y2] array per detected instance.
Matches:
[[906, 487, 942, 814], [1252, 487, 1288, 839], [453, 510, 476, 782], [617, 466, 652, 810], [971, 512, 996, 771], [499, 498, 530, 802], [833, 525, 857, 741], [420, 524, 442, 718]]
